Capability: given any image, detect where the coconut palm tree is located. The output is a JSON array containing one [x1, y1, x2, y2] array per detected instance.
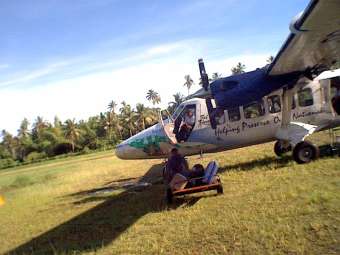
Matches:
[[64, 119, 81, 152], [231, 62, 246, 75], [120, 101, 136, 137], [135, 103, 154, 130], [32, 116, 48, 140], [146, 89, 161, 105], [168, 92, 185, 114], [107, 100, 117, 113], [184, 75, 194, 95], [267, 56, 274, 64], [18, 118, 30, 138], [212, 72, 222, 81]]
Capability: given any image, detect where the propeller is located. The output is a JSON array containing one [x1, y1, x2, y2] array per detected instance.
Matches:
[[198, 58, 210, 91], [198, 58, 217, 129]]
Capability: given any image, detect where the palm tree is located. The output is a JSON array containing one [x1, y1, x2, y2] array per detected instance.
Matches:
[[183, 75, 194, 95], [18, 118, 30, 138], [33, 116, 48, 140], [135, 103, 154, 130], [168, 92, 186, 114], [107, 100, 117, 113], [120, 101, 136, 137], [64, 119, 81, 152], [231, 62, 246, 75], [212, 72, 222, 81], [267, 56, 274, 64], [146, 89, 161, 105], [168, 92, 185, 107], [54, 116, 62, 128]]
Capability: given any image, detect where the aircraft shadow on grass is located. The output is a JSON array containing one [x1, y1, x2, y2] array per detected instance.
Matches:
[[7, 145, 338, 254], [219, 144, 338, 173], [7, 163, 201, 255]]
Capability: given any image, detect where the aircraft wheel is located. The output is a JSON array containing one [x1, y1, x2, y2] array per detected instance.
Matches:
[[217, 184, 224, 194], [274, 140, 291, 157], [166, 188, 173, 204], [293, 141, 319, 164]]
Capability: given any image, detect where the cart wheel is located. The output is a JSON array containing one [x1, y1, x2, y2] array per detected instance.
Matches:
[[217, 184, 223, 194], [166, 188, 173, 204]]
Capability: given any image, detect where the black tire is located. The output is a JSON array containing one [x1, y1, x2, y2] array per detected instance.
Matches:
[[217, 185, 223, 194], [166, 188, 173, 204], [293, 141, 320, 164], [274, 140, 291, 157]]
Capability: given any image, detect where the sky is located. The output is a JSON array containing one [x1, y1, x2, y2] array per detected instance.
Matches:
[[0, 0, 310, 135]]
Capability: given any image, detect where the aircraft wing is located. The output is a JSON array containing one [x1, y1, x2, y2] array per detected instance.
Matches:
[[267, 0, 340, 77]]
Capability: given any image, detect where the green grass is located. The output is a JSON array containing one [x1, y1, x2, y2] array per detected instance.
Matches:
[[0, 135, 339, 255]]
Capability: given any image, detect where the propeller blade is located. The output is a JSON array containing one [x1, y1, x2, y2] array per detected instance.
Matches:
[[198, 58, 209, 91]]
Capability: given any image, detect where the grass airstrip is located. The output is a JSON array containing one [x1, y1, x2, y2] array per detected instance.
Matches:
[[0, 133, 339, 254]]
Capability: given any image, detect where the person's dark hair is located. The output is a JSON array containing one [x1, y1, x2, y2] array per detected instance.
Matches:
[[192, 164, 204, 172], [171, 148, 178, 154]]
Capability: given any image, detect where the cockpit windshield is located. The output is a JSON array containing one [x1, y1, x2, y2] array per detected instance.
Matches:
[[172, 104, 185, 120]]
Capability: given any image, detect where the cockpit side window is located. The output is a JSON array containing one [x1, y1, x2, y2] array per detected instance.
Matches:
[[172, 104, 185, 120], [228, 107, 241, 122], [267, 95, 281, 113], [243, 100, 265, 119], [298, 88, 314, 107]]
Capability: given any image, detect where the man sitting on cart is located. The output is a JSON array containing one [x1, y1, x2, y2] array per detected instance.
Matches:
[[166, 148, 190, 182]]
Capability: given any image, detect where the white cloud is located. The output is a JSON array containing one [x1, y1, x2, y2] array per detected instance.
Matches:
[[0, 61, 73, 88], [0, 40, 269, 135]]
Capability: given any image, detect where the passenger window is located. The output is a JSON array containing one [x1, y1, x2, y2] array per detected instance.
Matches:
[[267, 95, 281, 113], [244, 100, 265, 119], [298, 88, 314, 107], [228, 107, 241, 122], [214, 109, 225, 125]]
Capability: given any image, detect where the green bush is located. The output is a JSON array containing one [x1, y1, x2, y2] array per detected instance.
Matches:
[[0, 158, 17, 169], [25, 152, 48, 162]]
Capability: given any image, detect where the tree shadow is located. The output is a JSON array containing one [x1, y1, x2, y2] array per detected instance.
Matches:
[[6, 163, 198, 255]]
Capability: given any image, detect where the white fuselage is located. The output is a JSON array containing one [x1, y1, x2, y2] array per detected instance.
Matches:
[[116, 78, 340, 159]]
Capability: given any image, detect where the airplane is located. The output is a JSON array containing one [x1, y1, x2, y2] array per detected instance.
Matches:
[[116, 0, 340, 164]]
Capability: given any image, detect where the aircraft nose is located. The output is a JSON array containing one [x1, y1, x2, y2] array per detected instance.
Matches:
[[115, 142, 130, 159]]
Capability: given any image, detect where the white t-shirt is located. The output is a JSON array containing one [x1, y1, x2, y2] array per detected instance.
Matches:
[[184, 114, 195, 126]]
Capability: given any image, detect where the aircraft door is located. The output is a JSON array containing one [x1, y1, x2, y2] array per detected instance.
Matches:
[[159, 103, 197, 144], [331, 78, 340, 115], [173, 104, 197, 143]]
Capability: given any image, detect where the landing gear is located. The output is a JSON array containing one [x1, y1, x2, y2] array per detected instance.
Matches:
[[274, 140, 291, 157], [293, 141, 320, 164]]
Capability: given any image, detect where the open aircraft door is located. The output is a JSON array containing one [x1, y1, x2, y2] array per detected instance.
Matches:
[[158, 110, 177, 145], [159, 103, 199, 145]]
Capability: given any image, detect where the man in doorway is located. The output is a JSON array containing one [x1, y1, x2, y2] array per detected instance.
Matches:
[[178, 109, 195, 142]]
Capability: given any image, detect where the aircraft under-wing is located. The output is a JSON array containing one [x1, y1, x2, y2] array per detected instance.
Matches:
[[116, 0, 340, 164]]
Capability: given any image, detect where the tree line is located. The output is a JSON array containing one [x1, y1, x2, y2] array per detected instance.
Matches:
[[0, 61, 259, 169]]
